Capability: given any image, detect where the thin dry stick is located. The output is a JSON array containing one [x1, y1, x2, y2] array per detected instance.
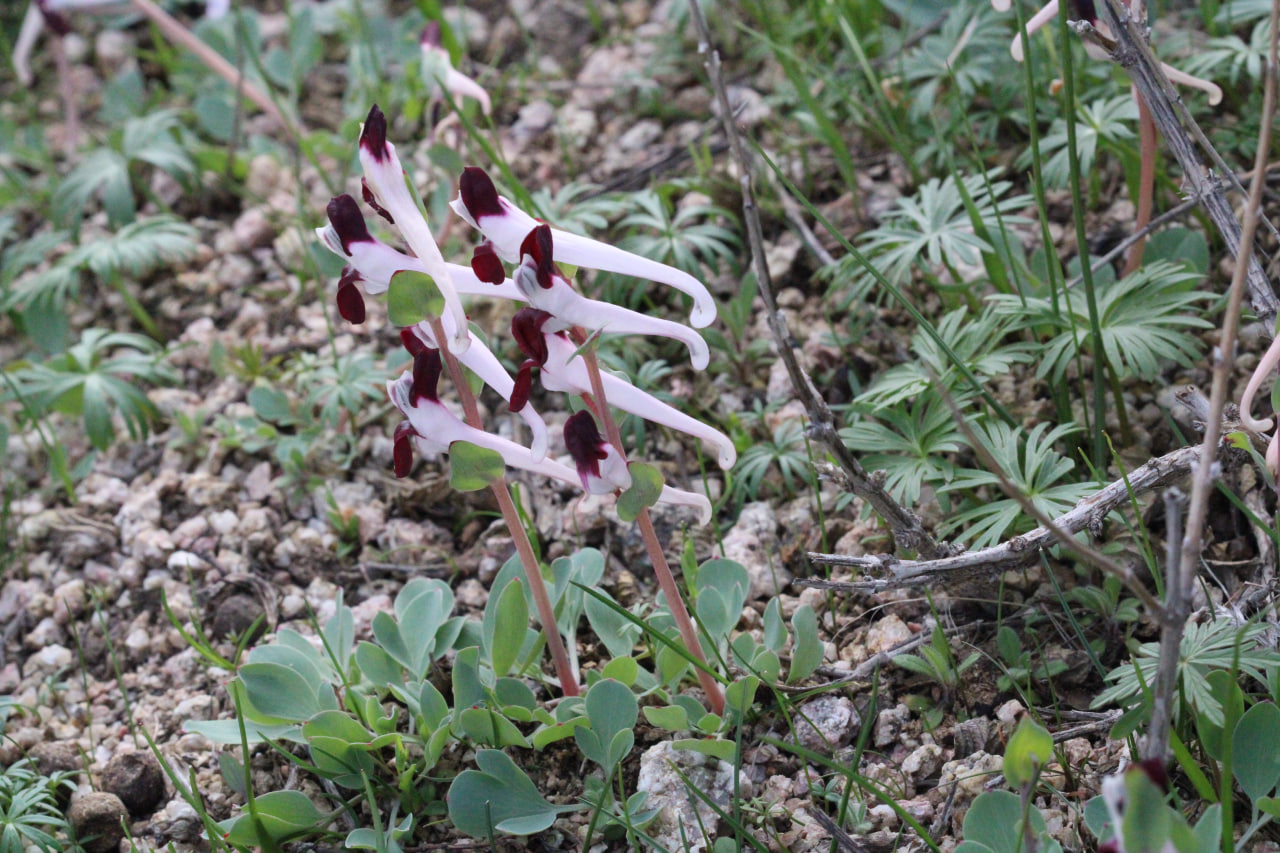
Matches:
[[910, 373, 1170, 622], [686, 0, 948, 560], [1164, 0, 1279, 762], [570, 330, 726, 715], [428, 319, 579, 698], [1081, 1, 1279, 325], [804, 443, 1199, 591], [129, 0, 298, 140], [1144, 487, 1186, 762]]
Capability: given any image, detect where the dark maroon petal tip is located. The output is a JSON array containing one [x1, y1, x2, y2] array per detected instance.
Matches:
[[412, 349, 443, 404], [459, 167, 504, 219], [336, 279, 366, 324], [564, 411, 607, 486], [1134, 758, 1169, 795], [511, 308, 552, 364], [362, 179, 394, 225], [393, 421, 416, 478], [420, 21, 442, 48], [471, 241, 506, 285], [400, 327, 430, 357], [1073, 0, 1099, 24], [510, 361, 535, 413], [327, 194, 372, 254], [36, 1, 71, 36], [360, 105, 390, 162], [519, 225, 555, 289]]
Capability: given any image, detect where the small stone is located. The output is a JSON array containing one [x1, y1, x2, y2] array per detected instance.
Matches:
[[721, 502, 791, 599], [902, 743, 944, 780], [33, 644, 73, 671], [29, 741, 82, 776], [864, 614, 913, 655], [69, 792, 129, 853], [636, 741, 751, 853], [874, 703, 911, 748], [232, 207, 275, 250], [209, 594, 265, 642], [101, 751, 167, 816], [790, 696, 859, 751]]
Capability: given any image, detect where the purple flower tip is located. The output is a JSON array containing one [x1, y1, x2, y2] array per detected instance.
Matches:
[[421, 21, 442, 48], [393, 422, 417, 478], [511, 360, 536, 413], [400, 327, 429, 357], [511, 308, 553, 365], [519, 225, 555, 289], [1133, 758, 1169, 794], [361, 179, 394, 225], [471, 241, 506, 285], [564, 411, 608, 487], [1074, 0, 1099, 22], [326, 194, 372, 254], [336, 268, 366, 324], [412, 349, 443, 404], [360, 105, 390, 162], [459, 167, 504, 219], [36, 1, 71, 36]]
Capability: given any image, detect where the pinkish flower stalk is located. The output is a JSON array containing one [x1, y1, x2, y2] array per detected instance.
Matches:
[[419, 22, 491, 116], [451, 167, 718, 328], [994, 0, 1222, 273], [357, 105, 470, 352]]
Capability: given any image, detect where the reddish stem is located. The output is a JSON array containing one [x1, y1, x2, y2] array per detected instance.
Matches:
[[1125, 88, 1157, 276], [570, 329, 726, 715], [429, 319, 579, 697]]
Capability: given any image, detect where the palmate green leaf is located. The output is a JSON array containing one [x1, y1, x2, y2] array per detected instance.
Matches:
[[1022, 95, 1137, 188], [618, 186, 740, 277], [938, 421, 1093, 548], [842, 393, 964, 505], [990, 262, 1212, 382], [63, 216, 199, 280], [1093, 621, 1280, 725], [854, 306, 1033, 409], [858, 170, 1031, 286]]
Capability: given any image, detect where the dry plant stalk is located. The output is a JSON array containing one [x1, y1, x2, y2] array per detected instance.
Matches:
[[1086, 0, 1280, 761], [686, 0, 949, 561]]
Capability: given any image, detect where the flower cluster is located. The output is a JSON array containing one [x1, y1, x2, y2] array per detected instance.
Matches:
[[316, 105, 734, 523], [992, 0, 1223, 103]]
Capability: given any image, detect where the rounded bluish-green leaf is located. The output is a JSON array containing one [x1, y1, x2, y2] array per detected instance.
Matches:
[[1004, 717, 1053, 789], [387, 269, 444, 326], [447, 750, 576, 837], [617, 462, 664, 522], [643, 704, 690, 731], [1234, 701, 1280, 801], [787, 604, 822, 684], [218, 790, 326, 846], [448, 440, 505, 491]]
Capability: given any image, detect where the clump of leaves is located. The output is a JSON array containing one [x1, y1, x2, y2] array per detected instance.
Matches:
[[4, 329, 176, 452], [938, 421, 1094, 548], [0, 760, 79, 853], [989, 261, 1213, 383]]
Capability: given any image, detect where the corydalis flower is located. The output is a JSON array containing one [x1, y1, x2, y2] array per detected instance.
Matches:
[[316, 193, 524, 321], [511, 307, 736, 470], [509, 225, 711, 370], [993, 0, 1223, 103], [357, 105, 471, 352], [388, 353, 711, 521], [400, 324, 549, 462], [451, 166, 718, 329], [419, 22, 491, 116], [14, 0, 228, 85]]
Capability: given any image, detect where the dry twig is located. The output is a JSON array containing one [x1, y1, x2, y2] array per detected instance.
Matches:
[[687, 1, 948, 560]]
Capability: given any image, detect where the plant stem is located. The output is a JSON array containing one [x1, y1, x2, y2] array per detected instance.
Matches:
[[1123, 90, 1157, 276], [572, 330, 726, 715], [428, 319, 578, 697]]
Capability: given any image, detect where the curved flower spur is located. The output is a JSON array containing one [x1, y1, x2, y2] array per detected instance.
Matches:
[[386, 348, 713, 523], [451, 166, 719, 328], [993, 0, 1223, 273]]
